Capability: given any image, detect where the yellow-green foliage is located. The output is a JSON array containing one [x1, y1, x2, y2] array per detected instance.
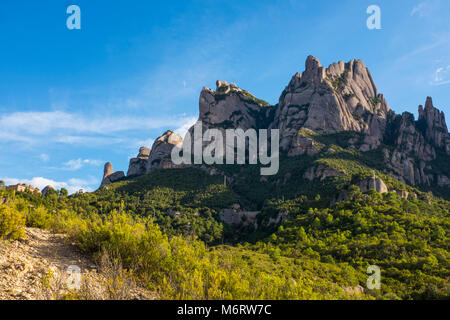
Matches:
[[1, 191, 373, 300], [0, 203, 26, 240], [26, 205, 53, 229], [68, 210, 363, 300], [1, 192, 368, 299]]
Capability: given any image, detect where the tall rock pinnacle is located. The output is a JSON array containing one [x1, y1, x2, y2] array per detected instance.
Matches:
[[418, 97, 450, 151], [100, 162, 124, 188]]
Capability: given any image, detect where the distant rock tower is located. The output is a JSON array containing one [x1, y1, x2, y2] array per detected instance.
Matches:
[[100, 162, 125, 188], [127, 147, 151, 177]]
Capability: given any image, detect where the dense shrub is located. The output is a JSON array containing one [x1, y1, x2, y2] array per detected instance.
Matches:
[[0, 203, 26, 240]]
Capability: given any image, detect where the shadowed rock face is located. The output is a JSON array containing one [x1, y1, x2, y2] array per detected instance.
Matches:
[[146, 131, 183, 173], [273, 56, 389, 154], [124, 132, 183, 181], [418, 97, 450, 153], [106, 55, 450, 190], [127, 147, 151, 177]]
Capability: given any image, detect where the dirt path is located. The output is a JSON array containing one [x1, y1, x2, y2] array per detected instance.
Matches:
[[0, 228, 155, 300]]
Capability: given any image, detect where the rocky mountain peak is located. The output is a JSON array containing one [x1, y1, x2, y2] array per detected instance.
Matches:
[[305, 55, 321, 70], [137, 146, 151, 159], [275, 56, 390, 154], [102, 55, 449, 192], [302, 55, 326, 83], [418, 96, 449, 151], [157, 130, 183, 146], [197, 80, 272, 134]]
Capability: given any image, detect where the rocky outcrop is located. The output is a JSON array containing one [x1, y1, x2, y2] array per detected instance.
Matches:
[[124, 131, 184, 179], [381, 96, 450, 186], [146, 131, 183, 173], [272, 56, 389, 154], [100, 162, 124, 188], [185, 81, 274, 160], [198, 81, 272, 131], [100, 55, 450, 193], [41, 185, 55, 197], [219, 204, 260, 228], [303, 165, 344, 181], [331, 175, 388, 206], [356, 175, 388, 194], [418, 97, 450, 153], [127, 147, 150, 177]]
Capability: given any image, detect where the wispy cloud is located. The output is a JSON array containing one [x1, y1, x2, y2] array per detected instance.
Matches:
[[63, 158, 103, 171], [411, 2, 429, 17], [38, 153, 50, 162], [431, 66, 450, 86], [0, 111, 191, 135], [0, 111, 196, 147], [174, 116, 197, 138], [394, 36, 449, 64]]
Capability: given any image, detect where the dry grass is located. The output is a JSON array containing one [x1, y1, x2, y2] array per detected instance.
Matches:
[[38, 248, 152, 300]]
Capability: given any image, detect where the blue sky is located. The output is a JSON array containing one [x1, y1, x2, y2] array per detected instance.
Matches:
[[0, 0, 449, 193]]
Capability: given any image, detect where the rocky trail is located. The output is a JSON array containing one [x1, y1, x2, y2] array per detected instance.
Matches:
[[0, 228, 156, 300]]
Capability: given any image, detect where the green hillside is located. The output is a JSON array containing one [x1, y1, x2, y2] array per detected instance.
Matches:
[[1, 132, 449, 300]]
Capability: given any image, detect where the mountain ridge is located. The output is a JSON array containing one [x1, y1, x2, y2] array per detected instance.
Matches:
[[101, 55, 450, 197]]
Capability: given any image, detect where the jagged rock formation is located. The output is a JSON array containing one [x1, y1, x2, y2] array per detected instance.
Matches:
[[187, 56, 449, 188], [198, 80, 272, 131], [145, 131, 183, 172], [418, 97, 450, 153], [381, 97, 450, 186], [127, 147, 151, 177], [183, 80, 274, 158], [272, 56, 389, 155], [103, 55, 450, 193], [100, 162, 124, 188]]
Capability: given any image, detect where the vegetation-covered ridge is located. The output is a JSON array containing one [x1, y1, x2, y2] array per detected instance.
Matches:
[[2, 127, 449, 300], [0, 189, 370, 300]]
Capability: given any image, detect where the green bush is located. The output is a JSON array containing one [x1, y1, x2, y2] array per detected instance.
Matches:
[[0, 204, 26, 240]]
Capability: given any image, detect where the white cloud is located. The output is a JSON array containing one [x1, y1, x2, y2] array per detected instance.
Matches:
[[0, 111, 196, 146], [0, 111, 191, 135], [431, 66, 450, 85], [0, 176, 97, 194], [133, 138, 155, 150], [63, 158, 103, 171], [174, 116, 197, 139]]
